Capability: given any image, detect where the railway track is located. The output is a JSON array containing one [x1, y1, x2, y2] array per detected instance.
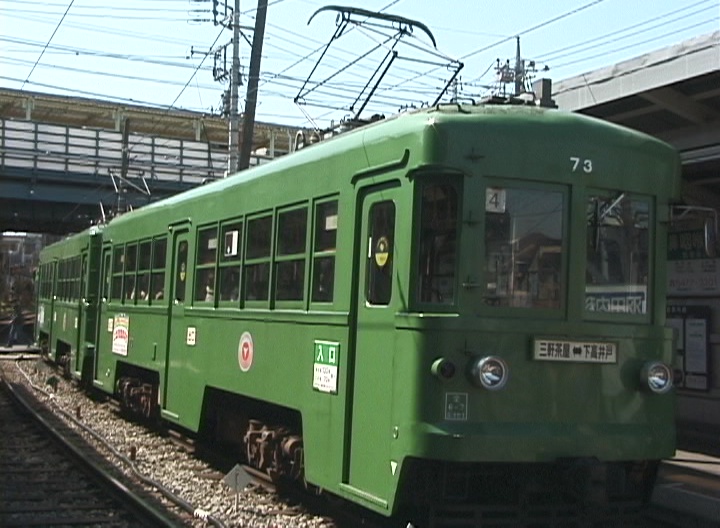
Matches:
[[0, 356, 712, 528], [0, 374, 184, 527]]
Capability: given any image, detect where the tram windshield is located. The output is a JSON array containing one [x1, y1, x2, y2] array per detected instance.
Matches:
[[483, 187, 564, 309], [417, 182, 459, 304], [585, 194, 650, 315]]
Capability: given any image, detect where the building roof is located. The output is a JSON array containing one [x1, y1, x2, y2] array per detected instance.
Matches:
[[554, 31, 720, 204]]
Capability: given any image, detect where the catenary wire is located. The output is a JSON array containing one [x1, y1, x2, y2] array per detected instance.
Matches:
[[20, 0, 75, 90]]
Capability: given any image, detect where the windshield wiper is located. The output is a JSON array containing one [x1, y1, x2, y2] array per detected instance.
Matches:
[[598, 192, 625, 223]]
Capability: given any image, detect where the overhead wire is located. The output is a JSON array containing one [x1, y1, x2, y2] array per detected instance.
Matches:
[[367, 0, 609, 104], [2, 0, 715, 127], [0, 75, 196, 109], [253, 0, 459, 122], [2, 56, 218, 90], [21, 0, 75, 90], [535, 0, 716, 62], [0, 36, 214, 72], [552, 17, 719, 70]]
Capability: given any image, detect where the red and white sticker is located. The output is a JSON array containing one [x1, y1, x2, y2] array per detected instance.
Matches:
[[238, 331, 254, 372]]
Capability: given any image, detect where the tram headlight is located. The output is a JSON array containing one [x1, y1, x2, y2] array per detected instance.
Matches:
[[469, 356, 509, 390], [641, 361, 673, 394]]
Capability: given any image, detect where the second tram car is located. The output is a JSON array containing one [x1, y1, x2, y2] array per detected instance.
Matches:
[[37, 101, 681, 523]]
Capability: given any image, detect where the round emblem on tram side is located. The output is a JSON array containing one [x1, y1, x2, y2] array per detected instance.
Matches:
[[238, 331, 254, 372]]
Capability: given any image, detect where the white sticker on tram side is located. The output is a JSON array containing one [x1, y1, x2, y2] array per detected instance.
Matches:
[[187, 327, 197, 346], [111, 314, 130, 356], [313, 340, 340, 394]]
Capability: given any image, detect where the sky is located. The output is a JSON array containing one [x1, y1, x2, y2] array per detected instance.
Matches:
[[0, 0, 718, 129]]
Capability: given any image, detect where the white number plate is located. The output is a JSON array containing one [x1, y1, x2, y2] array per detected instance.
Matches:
[[534, 339, 617, 363]]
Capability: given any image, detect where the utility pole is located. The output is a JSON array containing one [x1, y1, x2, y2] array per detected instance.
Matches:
[[227, 0, 241, 175], [238, 0, 268, 171], [119, 117, 129, 213], [514, 36, 522, 96]]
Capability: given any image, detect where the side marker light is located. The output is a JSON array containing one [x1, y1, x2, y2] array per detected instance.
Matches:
[[431, 358, 456, 380]]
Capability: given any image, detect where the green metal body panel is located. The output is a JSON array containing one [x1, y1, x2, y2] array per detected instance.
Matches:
[[37, 226, 103, 381], [43, 105, 681, 516]]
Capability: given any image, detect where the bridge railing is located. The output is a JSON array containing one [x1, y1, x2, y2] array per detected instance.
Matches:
[[0, 118, 234, 186]]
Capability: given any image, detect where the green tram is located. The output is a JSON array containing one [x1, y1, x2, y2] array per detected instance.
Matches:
[[36, 226, 103, 381], [37, 103, 681, 522]]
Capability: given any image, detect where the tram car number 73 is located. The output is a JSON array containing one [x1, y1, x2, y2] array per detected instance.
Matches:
[[36, 101, 682, 524]]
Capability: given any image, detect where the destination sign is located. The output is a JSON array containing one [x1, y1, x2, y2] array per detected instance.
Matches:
[[534, 338, 617, 364]]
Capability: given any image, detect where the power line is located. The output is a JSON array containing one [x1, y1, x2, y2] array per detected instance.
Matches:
[[21, 0, 74, 90], [1, 56, 217, 90], [460, 0, 609, 62], [0, 36, 214, 72], [0, 75, 193, 109], [4, 12, 205, 47], [552, 17, 719, 70], [536, 0, 717, 63]]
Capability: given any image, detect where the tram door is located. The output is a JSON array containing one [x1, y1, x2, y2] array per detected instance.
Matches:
[[347, 187, 400, 505], [73, 252, 88, 376], [162, 229, 189, 417]]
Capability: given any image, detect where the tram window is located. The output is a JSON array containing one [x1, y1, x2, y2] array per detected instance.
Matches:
[[219, 222, 242, 302], [174, 240, 188, 303], [195, 268, 215, 302], [111, 246, 124, 301], [64, 259, 70, 300], [246, 216, 272, 259], [197, 227, 218, 265], [314, 201, 338, 252], [275, 207, 308, 301], [124, 244, 137, 302], [312, 200, 338, 303], [244, 215, 272, 302], [585, 195, 649, 315], [125, 244, 137, 274], [68, 259, 74, 300], [219, 266, 240, 301], [74, 257, 83, 301], [64, 259, 69, 300], [152, 237, 167, 268], [139, 241, 151, 270], [71, 258, 78, 300], [312, 256, 335, 302], [66, 260, 73, 300], [195, 227, 218, 303], [484, 187, 564, 309], [102, 251, 111, 300], [276, 260, 305, 300], [367, 201, 395, 305], [150, 237, 167, 302], [417, 183, 459, 304], [136, 241, 152, 303], [113, 246, 124, 273], [57, 261, 65, 300], [245, 263, 270, 301], [277, 208, 307, 256]]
